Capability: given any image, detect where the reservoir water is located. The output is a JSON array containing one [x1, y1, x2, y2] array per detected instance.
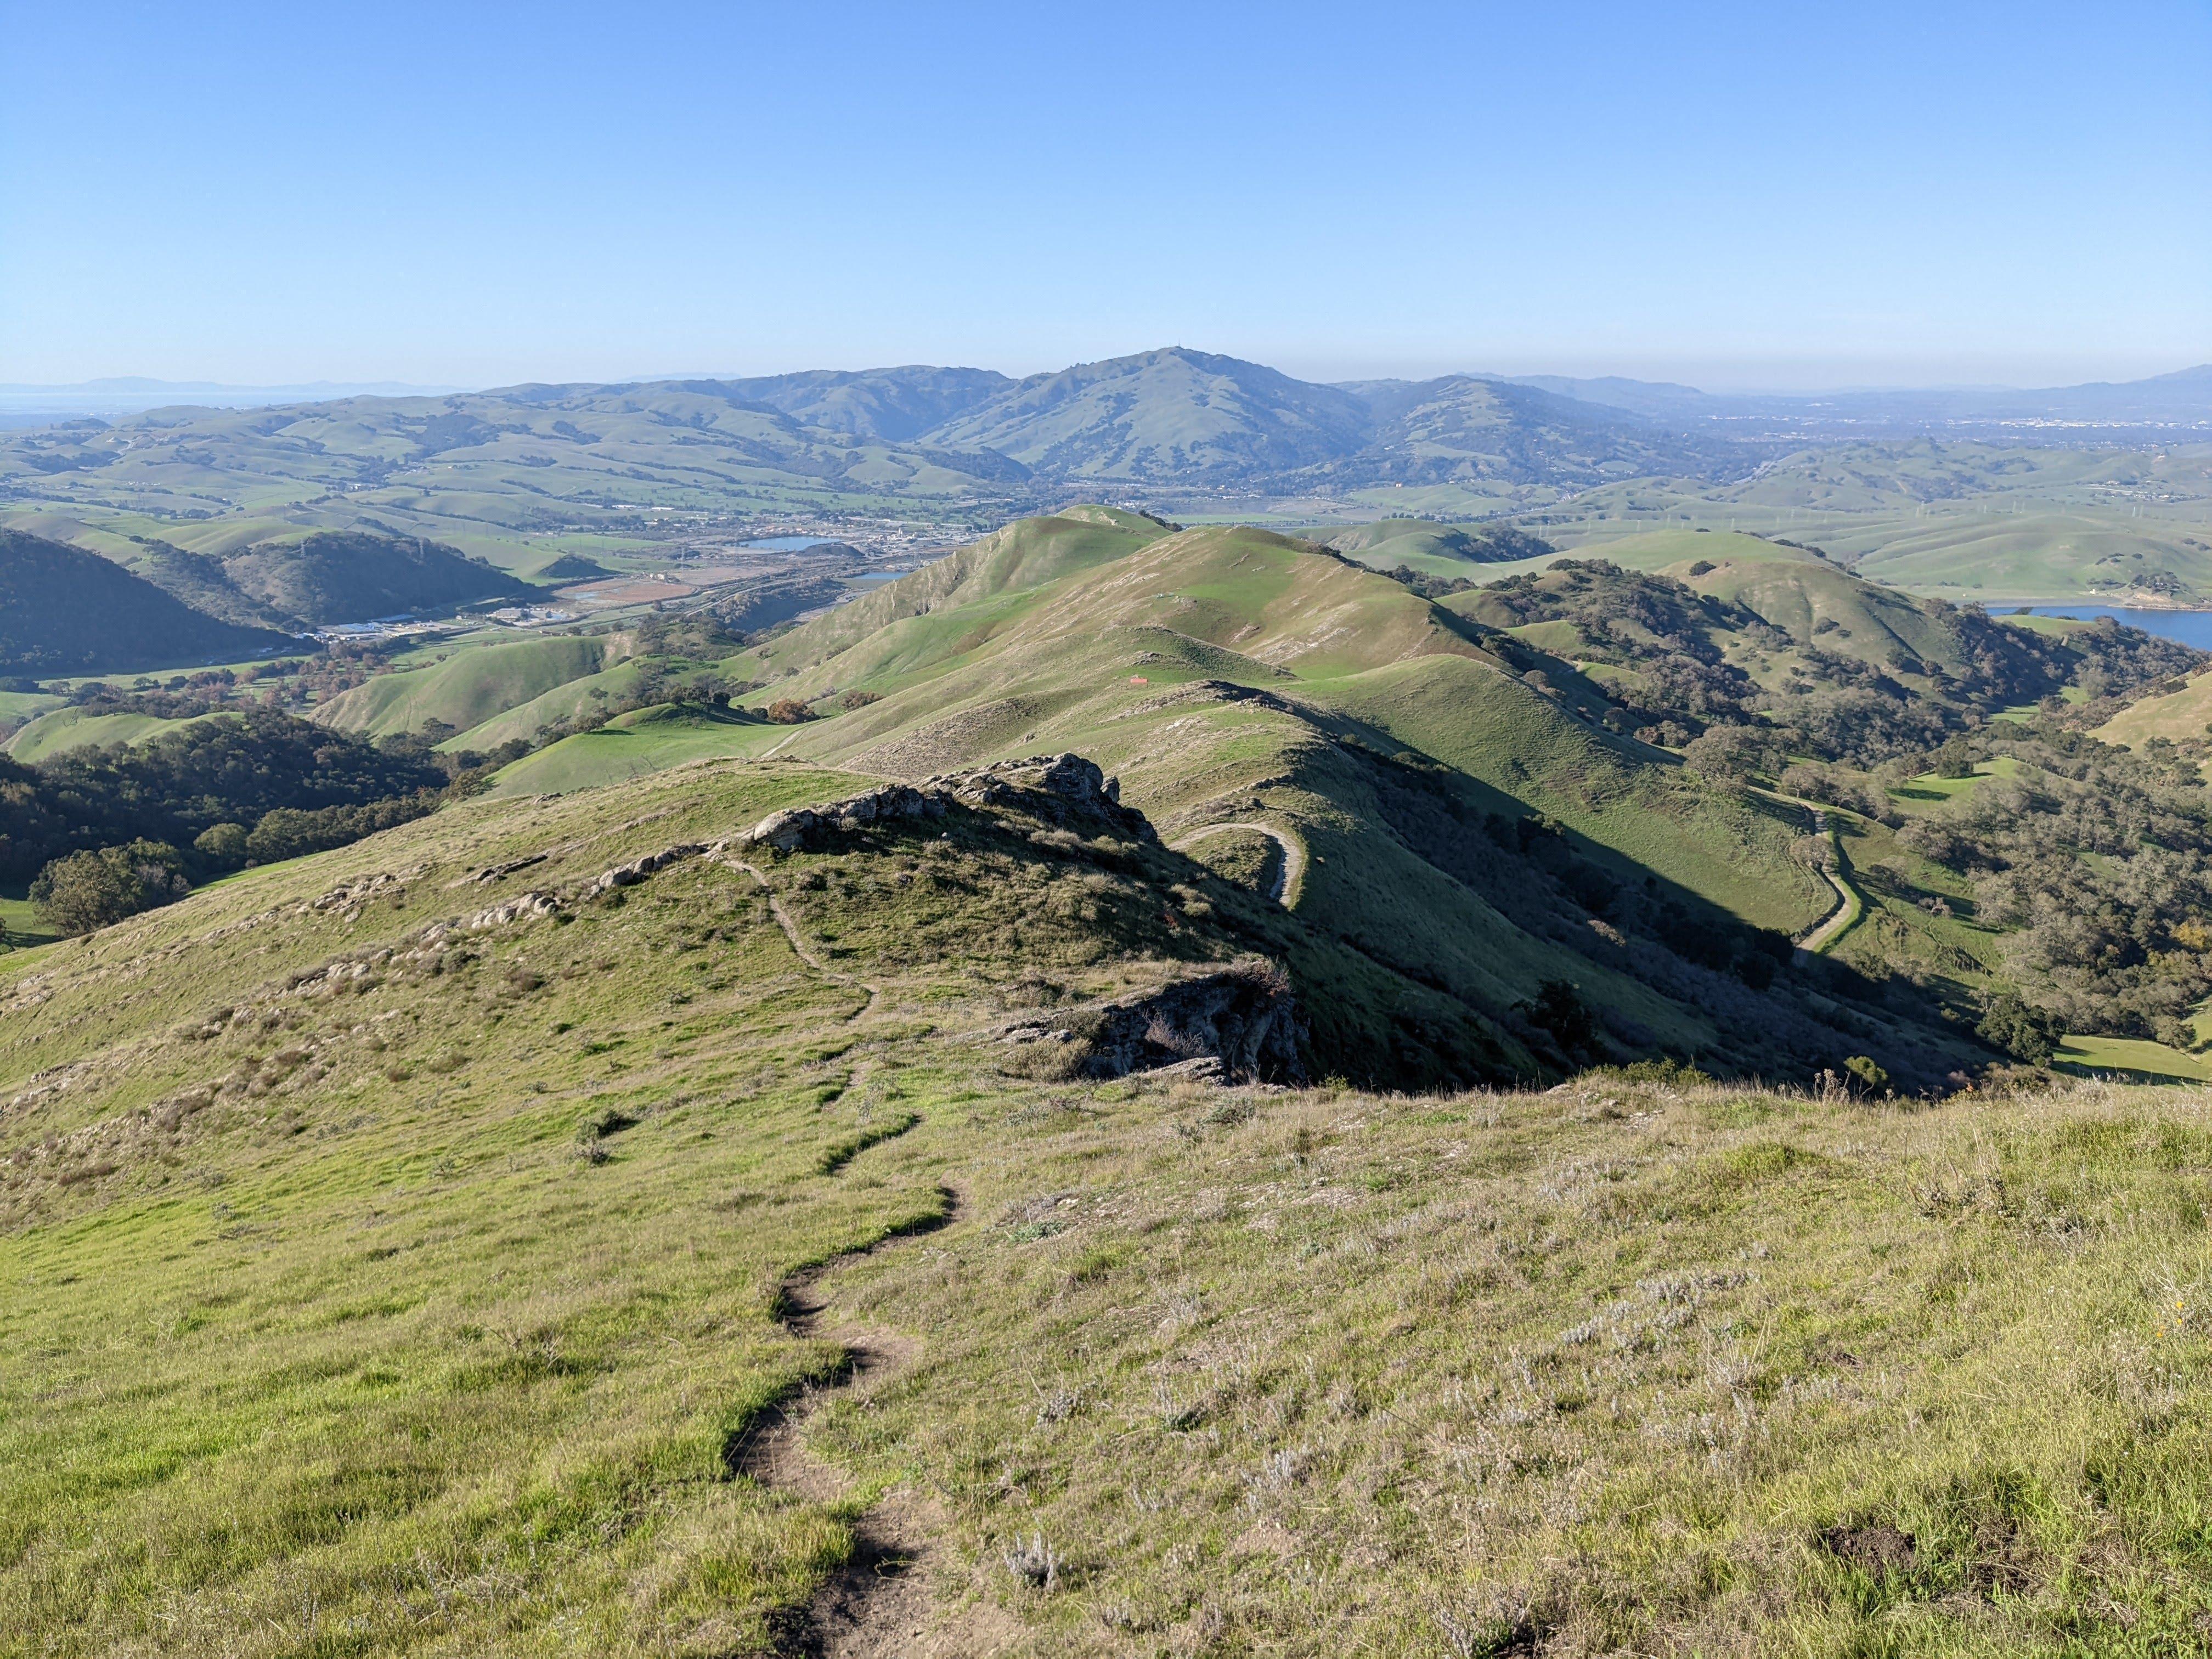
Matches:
[[2022, 606, 2212, 651]]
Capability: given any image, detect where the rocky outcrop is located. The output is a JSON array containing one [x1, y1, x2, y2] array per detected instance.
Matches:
[[729, 786, 950, 855], [588, 843, 707, 894], [466, 889, 562, 929], [1003, 959, 1306, 1085], [935, 753, 1157, 843], [727, 753, 1155, 857]]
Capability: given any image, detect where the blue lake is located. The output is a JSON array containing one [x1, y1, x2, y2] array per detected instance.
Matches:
[[741, 534, 837, 552], [2021, 606, 2212, 650]]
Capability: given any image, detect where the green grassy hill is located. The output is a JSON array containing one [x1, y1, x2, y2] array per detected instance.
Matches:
[[482, 703, 792, 795], [208, 529, 540, 627], [684, 513, 1980, 1085], [0, 386, 1032, 572], [2093, 668, 2212, 747], [1438, 535, 2194, 737], [439, 657, 657, 752], [7, 365, 2204, 606], [2, 704, 231, 762], [3, 752, 2207, 1655], [1527, 445, 2212, 603], [923, 349, 1375, 480], [1322, 517, 1554, 578], [314, 634, 612, 738]]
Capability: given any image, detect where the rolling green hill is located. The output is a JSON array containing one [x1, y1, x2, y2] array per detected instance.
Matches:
[[0, 351, 1763, 583], [0, 528, 292, 675], [10, 500, 2212, 1655], [201, 529, 540, 627], [1322, 517, 1554, 577], [0, 384, 1035, 574], [704, 364, 1013, 439], [679, 513, 1989, 1085], [481, 703, 792, 794], [3, 737, 2208, 1655], [7, 356, 2204, 613], [313, 634, 613, 738], [922, 348, 1376, 479], [1438, 532, 2197, 739], [2, 704, 230, 762]]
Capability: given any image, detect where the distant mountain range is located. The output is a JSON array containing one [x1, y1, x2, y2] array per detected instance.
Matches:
[[1, 349, 2205, 592], [690, 353, 2212, 442], [7, 356, 2204, 441], [0, 348, 1761, 535]]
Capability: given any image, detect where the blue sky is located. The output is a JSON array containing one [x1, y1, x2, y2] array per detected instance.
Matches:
[[2, 1, 2206, 390]]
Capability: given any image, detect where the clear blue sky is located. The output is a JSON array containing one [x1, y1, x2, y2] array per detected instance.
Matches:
[[3, 1, 2206, 391]]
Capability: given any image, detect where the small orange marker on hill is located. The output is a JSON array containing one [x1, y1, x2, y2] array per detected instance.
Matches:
[[1129, 675, 1149, 684]]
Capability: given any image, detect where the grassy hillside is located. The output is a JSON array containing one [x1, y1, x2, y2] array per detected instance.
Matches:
[[2, 704, 229, 762], [1436, 539, 2198, 759], [483, 704, 792, 795], [1322, 517, 1554, 578], [0, 385, 1031, 571], [924, 349, 1375, 480], [2092, 667, 2212, 748], [2, 757, 2207, 1655], [7, 362, 2202, 605], [1298, 652, 1828, 934], [314, 634, 611, 738], [280, 507, 2185, 1089], [0, 528, 291, 675], [439, 657, 659, 752], [697, 514, 1983, 1084]]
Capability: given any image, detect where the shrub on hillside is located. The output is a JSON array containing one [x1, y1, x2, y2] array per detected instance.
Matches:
[[1843, 1054, 1892, 1095], [1521, 979, 1600, 1062], [765, 698, 814, 725], [194, 822, 250, 869], [1683, 724, 1784, 782], [1974, 992, 2060, 1065], [245, 797, 436, 865], [31, 840, 188, 935]]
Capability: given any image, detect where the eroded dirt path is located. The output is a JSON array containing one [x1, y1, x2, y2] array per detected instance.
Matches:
[[1790, 807, 1865, 953], [729, 1158, 968, 1657], [727, 858, 879, 1018], [1169, 819, 1305, 906], [738, 1269, 942, 1656]]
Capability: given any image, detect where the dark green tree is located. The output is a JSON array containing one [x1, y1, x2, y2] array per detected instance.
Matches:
[[31, 840, 188, 935]]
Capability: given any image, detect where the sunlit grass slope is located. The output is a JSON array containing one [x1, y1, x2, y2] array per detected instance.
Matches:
[[313, 634, 611, 738], [524, 513, 1965, 1076], [728, 520, 1783, 983], [483, 704, 793, 795], [815, 1070, 2212, 1656], [2, 704, 233, 761], [1299, 652, 1830, 934], [0, 752, 1375, 1654], [4, 770, 2208, 1658], [2094, 668, 2212, 749]]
